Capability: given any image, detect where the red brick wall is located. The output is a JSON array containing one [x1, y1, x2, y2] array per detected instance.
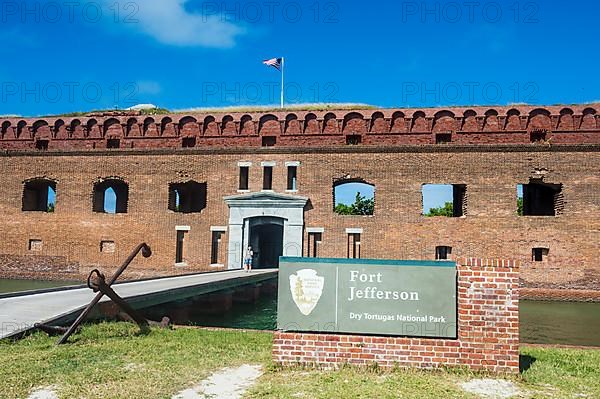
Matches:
[[0, 146, 598, 289], [1, 104, 598, 151], [273, 258, 520, 374]]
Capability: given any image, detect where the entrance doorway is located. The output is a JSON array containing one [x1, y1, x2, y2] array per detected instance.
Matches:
[[224, 192, 308, 270], [248, 217, 284, 268]]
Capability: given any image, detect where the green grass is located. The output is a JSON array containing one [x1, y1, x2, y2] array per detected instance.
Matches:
[[1, 323, 599, 399], [38, 107, 172, 118], [29, 103, 378, 118], [249, 366, 479, 399], [0, 323, 271, 399], [519, 346, 600, 398], [175, 103, 377, 114]]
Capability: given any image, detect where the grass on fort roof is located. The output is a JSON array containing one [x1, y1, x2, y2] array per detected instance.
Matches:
[[1, 322, 599, 399], [35, 103, 377, 118], [15, 101, 600, 119], [38, 107, 172, 118], [174, 103, 378, 114]]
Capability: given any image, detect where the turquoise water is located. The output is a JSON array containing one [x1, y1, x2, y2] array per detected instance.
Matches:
[[0, 279, 78, 294], [142, 293, 600, 347], [141, 295, 278, 331]]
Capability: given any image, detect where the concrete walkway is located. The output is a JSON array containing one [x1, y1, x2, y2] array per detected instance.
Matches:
[[0, 269, 277, 340]]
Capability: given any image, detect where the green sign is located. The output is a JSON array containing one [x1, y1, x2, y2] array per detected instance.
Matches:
[[277, 257, 457, 338]]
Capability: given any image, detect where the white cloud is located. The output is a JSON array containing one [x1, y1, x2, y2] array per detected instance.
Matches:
[[136, 80, 162, 95], [109, 0, 245, 48]]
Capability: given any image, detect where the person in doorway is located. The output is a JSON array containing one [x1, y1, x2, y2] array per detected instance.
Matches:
[[243, 246, 254, 272]]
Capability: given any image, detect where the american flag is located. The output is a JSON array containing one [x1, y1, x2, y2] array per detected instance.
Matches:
[[263, 57, 282, 71]]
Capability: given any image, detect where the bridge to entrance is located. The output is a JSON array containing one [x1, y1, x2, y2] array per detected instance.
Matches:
[[0, 269, 277, 340]]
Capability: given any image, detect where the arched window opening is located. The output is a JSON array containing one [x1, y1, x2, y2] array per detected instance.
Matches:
[[16, 121, 27, 138], [93, 179, 129, 214], [333, 180, 375, 216], [161, 117, 174, 136], [1, 121, 11, 137], [143, 117, 155, 136], [168, 181, 207, 213], [22, 179, 56, 212]]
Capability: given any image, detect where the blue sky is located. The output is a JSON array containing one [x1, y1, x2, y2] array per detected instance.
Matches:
[[335, 183, 375, 207], [1, 0, 598, 116]]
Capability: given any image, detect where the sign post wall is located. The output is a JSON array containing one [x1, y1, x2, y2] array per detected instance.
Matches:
[[273, 257, 520, 374]]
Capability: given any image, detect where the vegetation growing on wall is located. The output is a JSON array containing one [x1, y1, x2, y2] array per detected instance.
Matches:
[[334, 192, 374, 216], [425, 202, 454, 217]]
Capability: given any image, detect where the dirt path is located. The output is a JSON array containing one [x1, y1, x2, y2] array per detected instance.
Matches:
[[172, 364, 263, 399]]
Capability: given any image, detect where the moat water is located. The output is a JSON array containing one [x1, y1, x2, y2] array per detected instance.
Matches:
[[0, 279, 78, 294], [1, 279, 599, 347], [140, 292, 600, 347]]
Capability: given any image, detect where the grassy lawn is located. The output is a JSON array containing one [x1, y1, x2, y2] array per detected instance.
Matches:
[[1, 323, 599, 399]]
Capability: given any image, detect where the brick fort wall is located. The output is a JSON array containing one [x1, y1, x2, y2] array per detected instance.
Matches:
[[0, 104, 598, 295]]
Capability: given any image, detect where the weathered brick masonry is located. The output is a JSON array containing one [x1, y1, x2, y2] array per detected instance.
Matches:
[[0, 104, 598, 297], [273, 258, 520, 373]]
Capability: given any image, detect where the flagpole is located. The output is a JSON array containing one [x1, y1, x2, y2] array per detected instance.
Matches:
[[280, 57, 285, 109]]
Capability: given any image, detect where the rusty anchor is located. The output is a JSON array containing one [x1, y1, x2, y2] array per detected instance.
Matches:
[[35, 243, 170, 344]]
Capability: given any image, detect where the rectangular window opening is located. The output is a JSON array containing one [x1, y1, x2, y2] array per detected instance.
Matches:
[[182, 137, 196, 148], [436, 133, 452, 144], [530, 129, 547, 143], [532, 247, 549, 262], [106, 139, 120, 149], [239, 166, 249, 190], [263, 166, 273, 190], [307, 232, 322, 258], [35, 140, 49, 151], [168, 182, 207, 213], [287, 166, 298, 191], [347, 233, 361, 259], [100, 240, 116, 253], [422, 184, 467, 217], [22, 180, 56, 212], [262, 136, 276, 147], [346, 135, 362, 145], [436, 246, 452, 260], [211, 231, 224, 265], [28, 239, 43, 252], [519, 181, 563, 216], [175, 230, 187, 264]]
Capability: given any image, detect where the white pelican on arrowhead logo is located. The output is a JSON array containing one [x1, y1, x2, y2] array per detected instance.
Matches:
[[289, 269, 325, 316]]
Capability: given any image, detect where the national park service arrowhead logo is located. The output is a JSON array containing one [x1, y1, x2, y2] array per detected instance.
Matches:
[[289, 269, 324, 316]]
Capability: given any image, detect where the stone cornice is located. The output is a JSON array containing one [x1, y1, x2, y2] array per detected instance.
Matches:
[[224, 192, 309, 208]]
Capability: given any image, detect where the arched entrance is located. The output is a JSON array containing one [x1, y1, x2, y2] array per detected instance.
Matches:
[[248, 217, 284, 268]]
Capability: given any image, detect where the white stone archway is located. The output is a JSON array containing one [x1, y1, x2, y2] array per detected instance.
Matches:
[[224, 192, 308, 270]]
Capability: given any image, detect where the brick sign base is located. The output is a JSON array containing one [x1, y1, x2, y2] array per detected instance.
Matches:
[[273, 258, 520, 374]]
